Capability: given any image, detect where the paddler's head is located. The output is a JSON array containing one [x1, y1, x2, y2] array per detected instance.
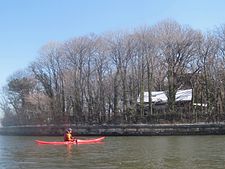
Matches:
[[66, 128, 72, 133]]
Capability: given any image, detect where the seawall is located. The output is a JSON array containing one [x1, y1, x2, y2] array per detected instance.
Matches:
[[1, 123, 225, 136]]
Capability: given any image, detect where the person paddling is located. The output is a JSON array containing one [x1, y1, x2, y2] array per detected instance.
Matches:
[[64, 128, 77, 143]]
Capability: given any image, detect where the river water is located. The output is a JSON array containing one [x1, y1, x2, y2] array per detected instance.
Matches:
[[0, 135, 225, 169]]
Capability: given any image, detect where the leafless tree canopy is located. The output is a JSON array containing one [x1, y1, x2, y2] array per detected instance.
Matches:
[[1, 20, 225, 126]]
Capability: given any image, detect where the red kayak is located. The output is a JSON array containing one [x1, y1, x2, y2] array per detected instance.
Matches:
[[35, 136, 105, 145]]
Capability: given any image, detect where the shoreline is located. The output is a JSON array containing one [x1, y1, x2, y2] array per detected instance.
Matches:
[[1, 123, 225, 136]]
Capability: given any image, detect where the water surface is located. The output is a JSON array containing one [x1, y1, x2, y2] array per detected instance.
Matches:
[[0, 135, 225, 169]]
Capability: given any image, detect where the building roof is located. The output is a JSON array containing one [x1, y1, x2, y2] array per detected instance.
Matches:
[[137, 89, 192, 103]]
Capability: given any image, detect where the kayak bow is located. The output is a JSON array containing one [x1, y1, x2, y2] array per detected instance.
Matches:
[[35, 136, 105, 145]]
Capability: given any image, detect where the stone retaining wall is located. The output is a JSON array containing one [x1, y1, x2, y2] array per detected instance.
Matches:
[[0, 123, 225, 136]]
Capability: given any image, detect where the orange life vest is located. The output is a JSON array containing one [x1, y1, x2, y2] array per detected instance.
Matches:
[[64, 132, 73, 141]]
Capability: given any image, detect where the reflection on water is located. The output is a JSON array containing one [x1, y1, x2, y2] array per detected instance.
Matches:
[[66, 144, 73, 158], [0, 135, 225, 169]]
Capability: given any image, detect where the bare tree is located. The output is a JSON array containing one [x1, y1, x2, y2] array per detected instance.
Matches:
[[63, 35, 96, 124], [30, 41, 66, 124], [153, 20, 201, 113]]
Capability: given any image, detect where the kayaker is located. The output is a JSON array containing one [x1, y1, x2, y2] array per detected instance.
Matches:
[[64, 128, 77, 143]]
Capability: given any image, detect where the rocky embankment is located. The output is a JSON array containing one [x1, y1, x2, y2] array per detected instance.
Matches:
[[1, 123, 225, 136]]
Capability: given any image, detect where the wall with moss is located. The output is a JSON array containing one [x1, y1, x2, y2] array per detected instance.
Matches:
[[0, 123, 225, 136]]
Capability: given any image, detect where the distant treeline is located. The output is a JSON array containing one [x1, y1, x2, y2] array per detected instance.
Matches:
[[1, 20, 225, 126]]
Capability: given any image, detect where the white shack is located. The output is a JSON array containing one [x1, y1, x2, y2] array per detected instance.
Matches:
[[137, 89, 193, 110]]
